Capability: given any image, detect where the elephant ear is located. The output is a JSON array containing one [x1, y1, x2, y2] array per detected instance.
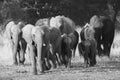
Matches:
[[90, 15, 103, 28], [35, 18, 50, 27], [84, 26, 95, 40], [4, 21, 15, 39], [18, 22, 25, 30], [60, 16, 75, 34], [50, 17, 56, 28], [50, 16, 63, 29]]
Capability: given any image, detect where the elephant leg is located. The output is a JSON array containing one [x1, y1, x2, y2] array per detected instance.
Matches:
[[37, 43, 43, 73], [103, 42, 110, 57], [43, 58, 50, 70], [17, 48, 21, 65], [72, 49, 75, 58], [107, 44, 111, 57], [89, 40, 97, 66], [56, 53, 62, 66], [48, 51, 57, 69], [26, 44, 31, 64], [17, 43, 23, 65], [52, 49, 61, 67], [67, 51, 72, 68], [19, 50, 25, 65], [97, 42, 103, 56], [43, 45, 52, 70], [59, 53, 64, 65], [61, 53, 67, 67], [12, 42, 18, 65], [30, 44, 37, 75], [78, 42, 85, 57], [53, 47, 61, 66], [64, 55, 68, 68], [49, 45, 57, 68], [84, 53, 89, 68], [84, 43, 90, 67]]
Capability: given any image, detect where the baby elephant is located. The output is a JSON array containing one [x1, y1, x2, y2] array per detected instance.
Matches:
[[78, 39, 97, 67], [61, 30, 79, 68]]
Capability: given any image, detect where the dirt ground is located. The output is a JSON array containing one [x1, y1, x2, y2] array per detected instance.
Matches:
[[0, 44, 120, 80], [0, 28, 120, 80]]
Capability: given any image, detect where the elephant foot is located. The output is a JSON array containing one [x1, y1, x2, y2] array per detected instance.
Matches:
[[19, 61, 25, 66], [90, 62, 96, 67], [84, 63, 89, 68], [90, 64, 95, 67], [39, 70, 44, 74], [32, 69, 37, 75], [13, 62, 18, 66], [32, 71, 37, 75], [67, 66, 71, 70], [18, 63, 24, 66], [19, 60, 25, 64]]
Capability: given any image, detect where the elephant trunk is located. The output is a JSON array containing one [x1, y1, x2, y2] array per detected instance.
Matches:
[[12, 34, 19, 65], [34, 33, 43, 73]]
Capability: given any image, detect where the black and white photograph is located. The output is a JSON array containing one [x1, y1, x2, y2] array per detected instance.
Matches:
[[0, 0, 120, 80]]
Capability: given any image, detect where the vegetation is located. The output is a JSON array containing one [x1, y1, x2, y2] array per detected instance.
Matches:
[[0, 0, 120, 27]]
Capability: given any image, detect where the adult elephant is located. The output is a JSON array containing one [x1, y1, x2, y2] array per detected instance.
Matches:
[[50, 16, 77, 58], [35, 17, 67, 67], [22, 24, 41, 74], [22, 24, 56, 75], [89, 15, 115, 57], [4, 20, 26, 65]]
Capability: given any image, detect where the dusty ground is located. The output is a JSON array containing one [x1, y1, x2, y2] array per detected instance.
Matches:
[[0, 28, 120, 80], [0, 46, 120, 80], [1, 53, 120, 80]]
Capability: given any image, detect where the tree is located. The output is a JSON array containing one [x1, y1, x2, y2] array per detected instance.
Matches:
[[0, 0, 120, 26]]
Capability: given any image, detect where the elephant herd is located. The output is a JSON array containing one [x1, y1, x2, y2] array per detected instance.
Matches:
[[3, 15, 115, 75]]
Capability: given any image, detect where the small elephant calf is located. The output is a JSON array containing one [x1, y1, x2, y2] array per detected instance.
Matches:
[[78, 39, 97, 67]]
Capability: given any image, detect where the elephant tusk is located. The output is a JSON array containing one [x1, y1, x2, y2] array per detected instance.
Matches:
[[43, 43, 46, 46]]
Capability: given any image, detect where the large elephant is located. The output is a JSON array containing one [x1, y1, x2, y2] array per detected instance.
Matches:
[[50, 16, 78, 58], [22, 24, 56, 75], [35, 17, 68, 67], [89, 15, 115, 57], [4, 20, 26, 65], [22, 24, 40, 74]]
